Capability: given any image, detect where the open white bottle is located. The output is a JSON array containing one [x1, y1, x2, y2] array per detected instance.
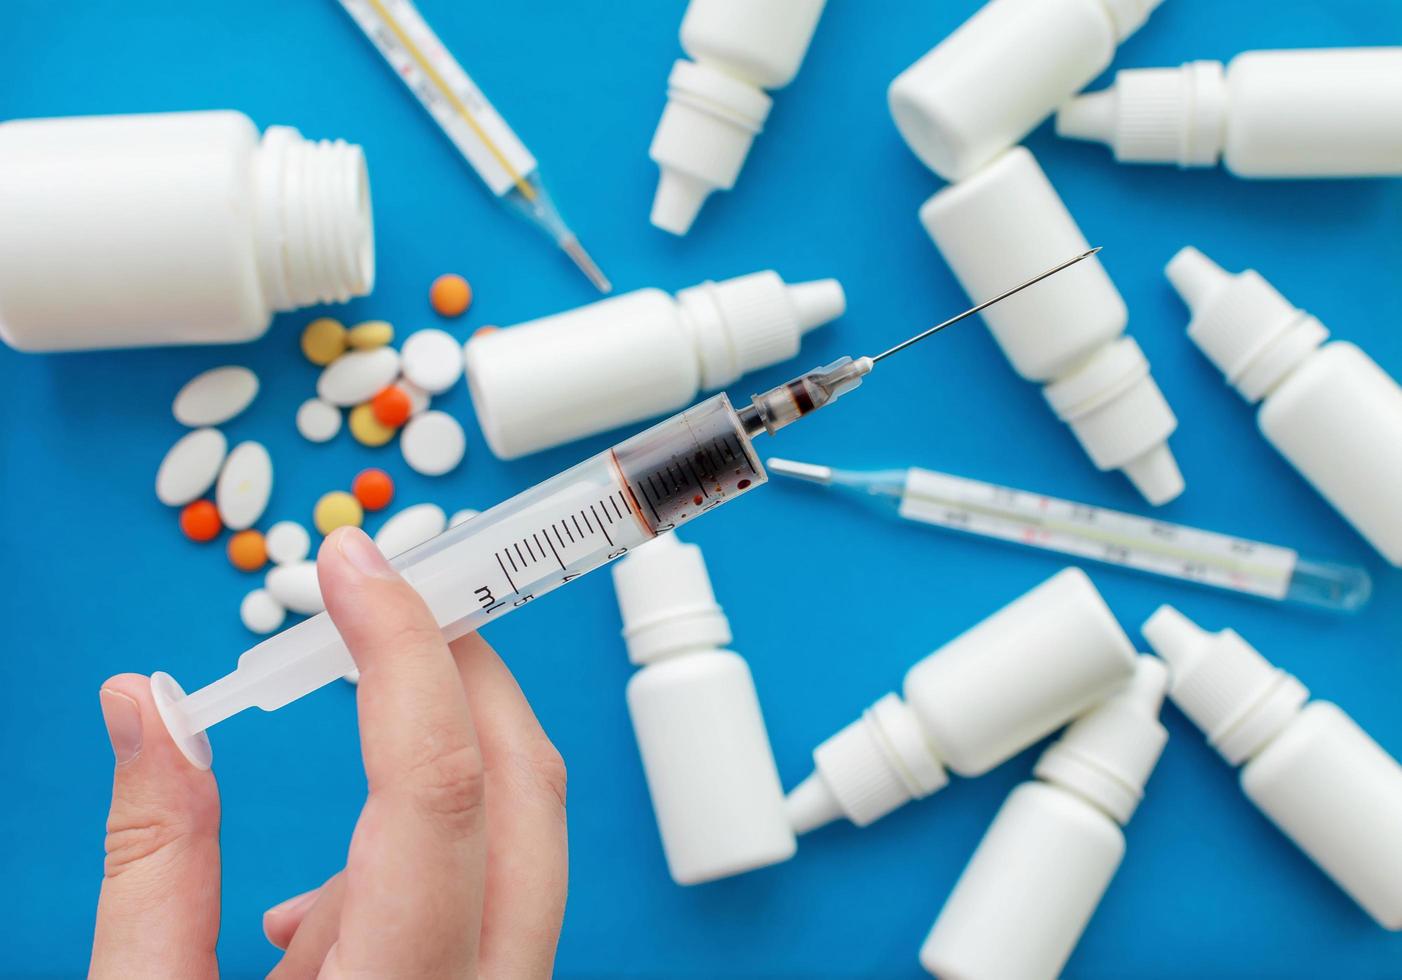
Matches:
[[785, 568, 1137, 834], [1166, 246, 1402, 566], [648, 0, 827, 234], [1143, 605, 1402, 930], [613, 533, 795, 885], [0, 110, 374, 352], [1057, 48, 1402, 177], [919, 656, 1169, 980]]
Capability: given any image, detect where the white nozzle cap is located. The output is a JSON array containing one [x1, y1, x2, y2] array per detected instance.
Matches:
[[1122, 443, 1185, 506], [150, 671, 214, 771], [1055, 89, 1115, 144], [789, 278, 847, 334], [1056, 62, 1227, 166], [612, 533, 731, 665], [650, 169, 714, 236], [784, 772, 845, 836]]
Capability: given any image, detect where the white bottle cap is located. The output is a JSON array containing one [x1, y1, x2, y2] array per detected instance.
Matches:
[[1165, 246, 1329, 403], [1142, 605, 1309, 766], [1057, 62, 1228, 166], [649, 59, 772, 235], [613, 533, 731, 665], [1035, 656, 1169, 824]]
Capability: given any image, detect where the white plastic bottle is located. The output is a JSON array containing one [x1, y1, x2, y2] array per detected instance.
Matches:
[[785, 568, 1137, 834], [1165, 246, 1402, 566], [887, 0, 1167, 182], [0, 111, 374, 352], [612, 533, 795, 885], [1142, 606, 1402, 930], [649, 0, 827, 234], [1057, 48, 1402, 177], [920, 147, 1182, 504], [920, 656, 1169, 980], [463, 270, 844, 459]]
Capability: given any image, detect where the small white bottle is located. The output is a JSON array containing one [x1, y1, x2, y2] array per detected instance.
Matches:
[[1165, 246, 1402, 566], [649, 0, 827, 234], [1057, 48, 1402, 177], [612, 533, 796, 885], [0, 110, 374, 352], [919, 656, 1169, 980], [1142, 605, 1402, 930], [463, 270, 844, 459], [920, 147, 1183, 504], [887, 0, 1167, 182], [785, 568, 1137, 834]]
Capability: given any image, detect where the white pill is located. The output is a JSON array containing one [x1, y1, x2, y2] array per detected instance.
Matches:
[[173, 365, 259, 427], [296, 398, 342, 443], [156, 428, 227, 506], [317, 347, 400, 406], [374, 503, 448, 559], [399, 378, 431, 416], [401, 411, 466, 476], [265, 561, 325, 615], [343, 667, 361, 685], [265, 521, 311, 565], [449, 508, 480, 528], [240, 588, 286, 635], [400, 329, 463, 394], [216, 441, 273, 530]]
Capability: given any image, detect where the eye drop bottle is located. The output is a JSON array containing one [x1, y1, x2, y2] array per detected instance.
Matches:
[[1166, 246, 1402, 566], [1143, 605, 1402, 930], [784, 568, 1137, 834], [919, 656, 1169, 980]]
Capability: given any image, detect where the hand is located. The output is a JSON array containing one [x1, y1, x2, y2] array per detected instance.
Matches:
[[90, 526, 569, 978]]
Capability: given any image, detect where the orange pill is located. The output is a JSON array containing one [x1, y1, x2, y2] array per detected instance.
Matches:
[[227, 529, 268, 572], [430, 273, 472, 318], [371, 385, 412, 428], [353, 468, 395, 511], [179, 500, 222, 542], [471, 324, 500, 340]]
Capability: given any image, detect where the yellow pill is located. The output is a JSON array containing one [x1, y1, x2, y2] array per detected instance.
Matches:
[[348, 402, 396, 447], [347, 320, 394, 349], [301, 317, 347, 365], [313, 490, 364, 535]]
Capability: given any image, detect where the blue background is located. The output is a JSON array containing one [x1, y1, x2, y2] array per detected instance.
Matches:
[[2, 1, 1400, 976]]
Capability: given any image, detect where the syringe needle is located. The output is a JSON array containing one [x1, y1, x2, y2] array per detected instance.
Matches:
[[560, 234, 612, 293], [868, 247, 1102, 364]]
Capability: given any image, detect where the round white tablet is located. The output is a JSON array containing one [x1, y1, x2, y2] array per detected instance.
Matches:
[[374, 503, 448, 559], [216, 441, 273, 531], [172, 365, 259, 427], [240, 588, 286, 635], [316, 347, 400, 406], [400, 329, 463, 394], [265, 520, 312, 565], [296, 398, 342, 443], [448, 508, 480, 528], [265, 561, 325, 615], [156, 428, 227, 506], [400, 411, 466, 476]]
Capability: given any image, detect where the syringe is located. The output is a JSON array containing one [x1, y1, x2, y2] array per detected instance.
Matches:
[[337, 0, 611, 292], [151, 250, 1099, 767], [766, 458, 1372, 613]]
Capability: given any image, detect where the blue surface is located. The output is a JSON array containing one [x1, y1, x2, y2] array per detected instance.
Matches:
[[2, 1, 1401, 976]]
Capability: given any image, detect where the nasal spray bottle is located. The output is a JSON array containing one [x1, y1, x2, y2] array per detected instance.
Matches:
[[1165, 247, 1402, 565], [1143, 606, 1402, 930], [919, 657, 1169, 980], [648, 0, 827, 234], [612, 533, 795, 884], [785, 569, 1137, 833]]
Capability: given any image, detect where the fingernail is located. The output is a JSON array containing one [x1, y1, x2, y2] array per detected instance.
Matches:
[[336, 526, 394, 578], [264, 886, 320, 920], [99, 688, 143, 766]]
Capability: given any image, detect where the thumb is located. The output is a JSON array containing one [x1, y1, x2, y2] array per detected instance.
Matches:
[[90, 674, 221, 980]]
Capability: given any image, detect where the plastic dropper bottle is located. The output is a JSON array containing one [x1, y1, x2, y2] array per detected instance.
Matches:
[[612, 533, 795, 885], [648, 0, 827, 234], [920, 657, 1169, 980], [463, 270, 844, 459], [785, 568, 1137, 834], [1142, 606, 1402, 930], [1057, 48, 1402, 177], [1166, 246, 1402, 566]]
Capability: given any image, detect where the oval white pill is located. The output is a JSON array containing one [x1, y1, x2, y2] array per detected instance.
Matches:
[[399, 378, 431, 416], [449, 508, 480, 528], [343, 668, 361, 685], [317, 347, 400, 406], [156, 428, 227, 506], [216, 441, 273, 530], [296, 398, 342, 443], [374, 503, 448, 559], [265, 561, 325, 615], [265, 521, 311, 565], [173, 365, 259, 427], [240, 588, 286, 634], [400, 411, 466, 476], [400, 329, 463, 394]]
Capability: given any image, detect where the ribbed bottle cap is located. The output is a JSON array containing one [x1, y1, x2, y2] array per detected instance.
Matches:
[[612, 533, 731, 666], [1058, 63, 1225, 166]]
